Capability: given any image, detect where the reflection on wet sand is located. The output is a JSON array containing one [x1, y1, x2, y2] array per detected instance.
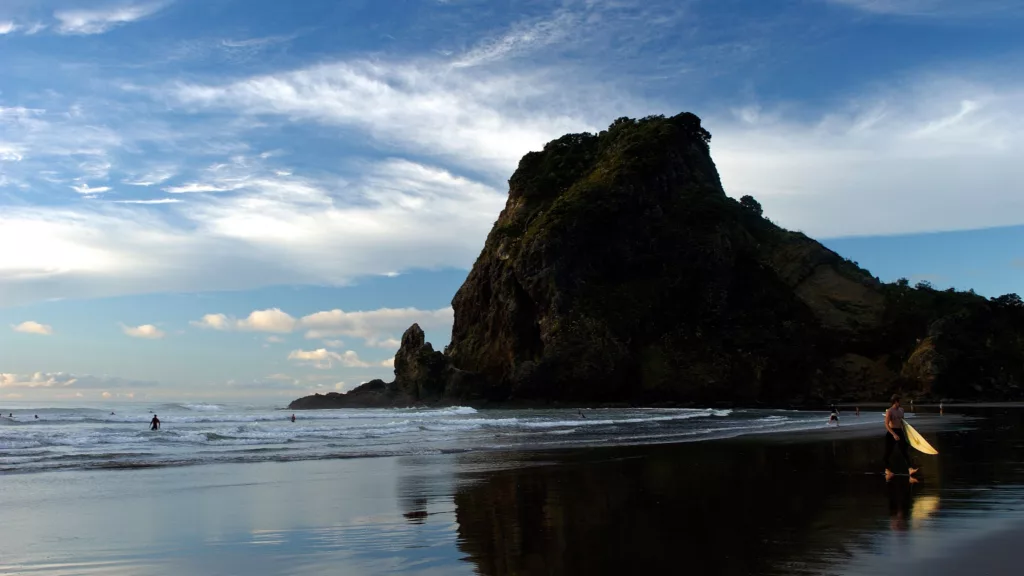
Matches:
[[442, 409, 1022, 576]]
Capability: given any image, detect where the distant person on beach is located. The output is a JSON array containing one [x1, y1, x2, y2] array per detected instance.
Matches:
[[828, 404, 839, 426], [150, 414, 161, 430], [291, 414, 296, 422], [884, 394, 917, 479], [856, 407, 860, 417]]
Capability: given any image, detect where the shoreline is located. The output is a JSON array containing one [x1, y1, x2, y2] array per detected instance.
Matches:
[[2, 407, 960, 478], [288, 395, 1024, 412], [1, 407, 1019, 575]]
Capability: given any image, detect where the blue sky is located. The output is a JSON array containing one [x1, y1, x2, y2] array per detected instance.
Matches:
[[1, 0, 1022, 403]]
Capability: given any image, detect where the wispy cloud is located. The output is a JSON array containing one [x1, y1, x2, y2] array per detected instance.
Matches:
[[54, 2, 169, 35], [167, 33, 297, 65], [112, 198, 181, 204], [71, 183, 111, 195], [121, 323, 165, 339], [164, 182, 244, 194], [823, 0, 1024, 17], [451, 10, 579, 68], [12, 321, 53, 336], [123, 169, 176, 186], [170, 60, 603, 175], [0, 21, 17, 35]]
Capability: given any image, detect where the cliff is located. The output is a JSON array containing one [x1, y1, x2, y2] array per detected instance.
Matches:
[[290, 112, 1024, 410]]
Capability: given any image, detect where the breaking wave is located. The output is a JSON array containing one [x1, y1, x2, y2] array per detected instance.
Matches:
[[0, 403, 879, 475]]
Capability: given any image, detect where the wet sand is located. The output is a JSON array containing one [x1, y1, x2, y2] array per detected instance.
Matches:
[[1, 406, 1022, 575]]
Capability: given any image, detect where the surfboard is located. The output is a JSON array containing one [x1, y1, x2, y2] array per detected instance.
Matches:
[[904, 421, 938, 455]]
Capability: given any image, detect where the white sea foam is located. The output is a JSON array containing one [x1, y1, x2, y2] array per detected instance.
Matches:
[[0, 403, 841, 474]]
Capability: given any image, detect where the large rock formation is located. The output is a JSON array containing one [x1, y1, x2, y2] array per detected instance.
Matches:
[[291, 112, 1024, 409]]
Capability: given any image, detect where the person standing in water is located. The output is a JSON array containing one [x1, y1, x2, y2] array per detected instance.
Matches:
[[291, 414, 296, 422], [828, 404, 840, 426], [150, 414, 161, 430], [884, 394, 917, 479]]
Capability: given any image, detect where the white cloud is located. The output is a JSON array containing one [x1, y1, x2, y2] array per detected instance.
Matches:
[[373, 338, 401, 349], [236, 308, 297, 333], [191, 313, 231, 330], [12, 321, 53, 335], [0, 372, 155, 389], [191, 309, 296, 333], [1, 372, 74, 388], [712, 75, 1024, 237], [0, 21, 17, 35], [71, 183, 111, 195], [379, 356, 395, 368], [121, 323, 165, 339], [299, 306, 453, 344], [54, 2, 168, 35], [287, 348, 370, 369], [266, 335, 285, 343], [0, 157, 504, 305], [188, 306, 452, 349]]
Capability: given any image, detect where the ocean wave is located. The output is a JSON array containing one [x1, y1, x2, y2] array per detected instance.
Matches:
[[180, 403, 224, 412], [0, 404, 826, 474]]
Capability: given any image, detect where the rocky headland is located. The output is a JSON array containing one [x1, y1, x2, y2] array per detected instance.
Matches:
[[290, 112, 1024, 410]]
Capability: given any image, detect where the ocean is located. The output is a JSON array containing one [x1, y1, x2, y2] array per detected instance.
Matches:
[[1, 405, 1022, 575], [0, 402, 873, 474]]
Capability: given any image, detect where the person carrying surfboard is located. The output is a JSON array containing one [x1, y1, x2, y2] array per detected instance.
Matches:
[[884, 394, 917, 479]]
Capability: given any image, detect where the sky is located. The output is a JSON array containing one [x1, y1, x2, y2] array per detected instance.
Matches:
[[1, 0, 1022, 403]]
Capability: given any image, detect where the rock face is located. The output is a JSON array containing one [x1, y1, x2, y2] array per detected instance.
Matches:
[[393, 324, 448, 400], [291, 112, 1024, 408], [441, 112, 892, 404], [287, 379, 400, 409]]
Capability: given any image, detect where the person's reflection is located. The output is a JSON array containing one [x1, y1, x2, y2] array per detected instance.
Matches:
[[402, 498, 429, 524], [396, 456, 444, 525], [886, 476, 918, 531]]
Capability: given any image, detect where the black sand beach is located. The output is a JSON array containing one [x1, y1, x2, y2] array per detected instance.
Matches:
[[1, 406, 1022, 575]]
